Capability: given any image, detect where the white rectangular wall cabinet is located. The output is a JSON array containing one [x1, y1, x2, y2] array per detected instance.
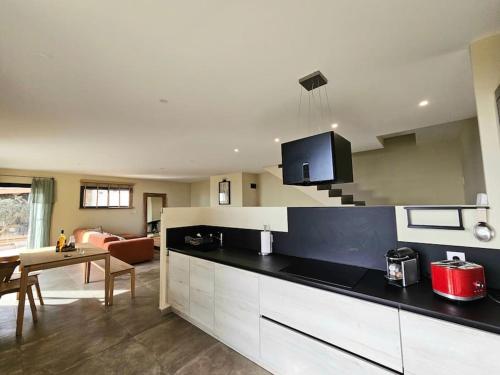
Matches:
[[214, 263, 260, 360], [259, 275, 403, 372], [400, 310, 500, 375], [167, 252, 190, 314], [260, 317, 396, 375], [189, 257, 215, 332]]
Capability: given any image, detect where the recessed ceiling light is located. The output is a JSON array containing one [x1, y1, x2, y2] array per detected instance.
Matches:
[[331, 123, 338, 129], [234, 148, 239, 153], [419, 100, 429, 107], [274, 138, 280, 143]]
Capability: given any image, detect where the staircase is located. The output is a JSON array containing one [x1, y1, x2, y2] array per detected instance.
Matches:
[[265, 165, 390, 206], [316, 185, 366, 206], [317, 182, 391, 206]]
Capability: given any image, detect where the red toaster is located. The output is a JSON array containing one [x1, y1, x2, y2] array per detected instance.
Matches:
[[430, 260, 487, 301]]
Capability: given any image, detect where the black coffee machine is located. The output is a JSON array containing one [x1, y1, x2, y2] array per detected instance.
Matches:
[[385, 247, 420, 287]]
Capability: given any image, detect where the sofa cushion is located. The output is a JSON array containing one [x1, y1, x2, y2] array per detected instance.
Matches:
[[88, 233, 120, 248], [81, 231, 103, 243], [73, 227, 103, 243], [117, 233, 142, 240]]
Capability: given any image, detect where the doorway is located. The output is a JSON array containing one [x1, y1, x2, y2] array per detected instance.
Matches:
[[143, 193, 167, 248], [0, 183, 31, 254]]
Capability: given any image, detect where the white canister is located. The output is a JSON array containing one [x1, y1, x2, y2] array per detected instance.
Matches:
[[260, 225, 273, 255]]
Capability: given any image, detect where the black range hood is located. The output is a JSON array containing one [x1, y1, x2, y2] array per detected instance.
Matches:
[[281, 131, 353, 186]]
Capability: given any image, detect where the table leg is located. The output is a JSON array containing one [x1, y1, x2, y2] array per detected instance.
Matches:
[[104, 255, 110, 306], [131, 269, 136, 299], [84, 262, 91, 284], [16, 267, 29, 336], [109, 276, 114, 306]]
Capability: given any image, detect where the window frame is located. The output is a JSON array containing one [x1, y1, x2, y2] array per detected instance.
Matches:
[[0, 183, 32, 188], [79, 182, 134, 209], [0, 182, 32, 251]]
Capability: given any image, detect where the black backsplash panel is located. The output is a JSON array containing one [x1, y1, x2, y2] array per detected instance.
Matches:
[[167, 207, 398, 270], [272, 207, 398, 270], [399, 241, 500, 289], [167, 225, 261, 252], [166, 225, 204, 248]]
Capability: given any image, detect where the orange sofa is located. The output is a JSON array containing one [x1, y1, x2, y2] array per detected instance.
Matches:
[[73, 228, 154, 264]]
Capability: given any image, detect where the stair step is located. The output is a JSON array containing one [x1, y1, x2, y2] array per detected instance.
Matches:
[[341, 195, 354, 204], [327, 189, 343, 197], [354, 201, 366, 206], [317, 184, 333, 191]]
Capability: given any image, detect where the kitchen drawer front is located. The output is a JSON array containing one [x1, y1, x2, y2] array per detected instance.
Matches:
[[189, 257, 215, 331], [214, 263, 260, 359], [400, 310, 500, 375], [260, 318, 396, 375], [168, 252, 190, 314], [260, 276, 402, 372]]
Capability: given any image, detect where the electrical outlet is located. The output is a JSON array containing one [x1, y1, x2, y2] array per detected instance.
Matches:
[[446, 251, 465, 261]]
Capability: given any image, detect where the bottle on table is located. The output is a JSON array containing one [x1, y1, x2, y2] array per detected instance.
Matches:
[[57, 229, 66, 252]]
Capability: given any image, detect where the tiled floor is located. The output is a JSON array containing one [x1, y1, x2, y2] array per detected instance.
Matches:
[[0, 252, 269, 374]]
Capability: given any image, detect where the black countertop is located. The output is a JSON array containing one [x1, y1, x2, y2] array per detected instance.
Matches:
[[169, 245, 500, 335]]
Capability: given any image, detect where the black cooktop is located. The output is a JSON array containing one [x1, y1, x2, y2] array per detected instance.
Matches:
[[280, 258, 368, 289]]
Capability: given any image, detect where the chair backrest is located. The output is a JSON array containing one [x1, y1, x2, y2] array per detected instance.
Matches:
[[0, 255, 21, 283]]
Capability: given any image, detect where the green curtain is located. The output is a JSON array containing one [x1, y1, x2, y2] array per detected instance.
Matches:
[[27, 178, 54, 249]]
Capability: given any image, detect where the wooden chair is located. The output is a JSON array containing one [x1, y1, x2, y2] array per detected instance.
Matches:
[[12, 269, 44, 305], [0, 255, 39, 322]]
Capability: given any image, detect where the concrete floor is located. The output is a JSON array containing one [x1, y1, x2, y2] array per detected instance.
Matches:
[[0, 252, 269, 374]]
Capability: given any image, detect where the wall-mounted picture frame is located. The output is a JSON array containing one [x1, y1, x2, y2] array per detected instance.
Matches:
[[219, 180, 230, 205]]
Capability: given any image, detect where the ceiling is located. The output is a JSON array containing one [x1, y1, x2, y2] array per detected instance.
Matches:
[[1, 1, 499, 181]]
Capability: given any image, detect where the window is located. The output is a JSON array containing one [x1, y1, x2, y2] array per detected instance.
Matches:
[[0, 183, 31, 252], [80, 182, 133, 209]]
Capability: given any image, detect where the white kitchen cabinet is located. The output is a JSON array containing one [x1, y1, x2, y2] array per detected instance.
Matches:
[[214, 263, 260, 359], [400, 310, 500, 375], [168, 252, 190, 314], [189, 257, 214, 331], [260, 275, 402, 372], [260, 318, 396, 375]]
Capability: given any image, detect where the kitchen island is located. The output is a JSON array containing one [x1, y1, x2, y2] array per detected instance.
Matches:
[[168, 245, 500, 375], [169, 245, 500, 334]]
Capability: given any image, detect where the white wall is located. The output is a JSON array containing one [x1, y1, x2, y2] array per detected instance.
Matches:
[[469, 33, 500, 248], [352, 128, 466, 205], [396, 33, 500, 249], [163, 207, 288, 231], [209, 172, 243, 207], [257, 172, 320, 207], [242, 173, 258, 207], [208, 172, 258, 207], [460, 118, 486, 204], [190, 179, 210, 207], [0, 168, 191, 244]]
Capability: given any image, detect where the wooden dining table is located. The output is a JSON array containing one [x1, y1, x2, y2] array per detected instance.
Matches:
[[16, 244, 110, 336]]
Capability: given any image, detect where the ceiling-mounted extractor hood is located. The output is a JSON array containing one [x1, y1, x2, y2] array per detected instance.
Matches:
[[281, 131, 353, 186], [281, 71, 354, 186]]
